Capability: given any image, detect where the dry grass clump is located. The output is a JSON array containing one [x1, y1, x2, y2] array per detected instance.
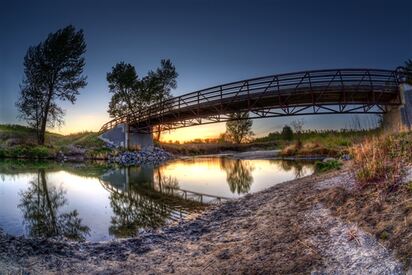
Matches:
[[280, 141, 340, 157], [351, 132, 412, 189]]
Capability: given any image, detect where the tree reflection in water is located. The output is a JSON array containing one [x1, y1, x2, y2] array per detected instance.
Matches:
[[220, 159, 254, 194], [18, 169, 90, 240], [105, 166, 204, 238], [277, 160, 305, 178]]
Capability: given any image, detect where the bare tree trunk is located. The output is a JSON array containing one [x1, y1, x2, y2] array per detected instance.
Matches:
[[38, 88, 53, 145], [154, 125, 161, 141], [40, 169, 58, 235]]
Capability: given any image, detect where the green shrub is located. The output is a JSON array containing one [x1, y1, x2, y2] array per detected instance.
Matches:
[[0, 145, 53, 159], [29, 146, 52, 158], [406, 182, 412, 192], [315, 159, 342, 173], [0, 148, 6, 158], [379, 231, 389, 240]]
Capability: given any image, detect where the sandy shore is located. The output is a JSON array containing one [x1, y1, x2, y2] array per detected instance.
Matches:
[[0, 165, 409, 274]]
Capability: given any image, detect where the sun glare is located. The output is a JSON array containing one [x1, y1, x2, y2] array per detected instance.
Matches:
[[160, 123, 225, 142]]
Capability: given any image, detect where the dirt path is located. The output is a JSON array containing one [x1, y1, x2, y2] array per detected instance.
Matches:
[[0, 167, 408, 274]]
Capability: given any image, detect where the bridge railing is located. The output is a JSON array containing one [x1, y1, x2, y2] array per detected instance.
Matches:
[[100, 68, 401, 133]]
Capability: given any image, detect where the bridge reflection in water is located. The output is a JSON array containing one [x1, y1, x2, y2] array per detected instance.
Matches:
[[98, 158, 311, 238], [0, 158, 313, 240], [99, 165, 220, 238]]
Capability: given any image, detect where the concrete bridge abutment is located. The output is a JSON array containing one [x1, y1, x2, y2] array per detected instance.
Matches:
[[127, 125, 154, 150], [98, 123, 154, 150], [383, 84, 412, 132]]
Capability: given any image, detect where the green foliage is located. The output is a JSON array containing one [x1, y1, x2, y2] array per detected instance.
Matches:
[[16, 25, 87, 145], [315, 159, 342, 173], [0, 145, 54, 159], [225, 112, 254, 144], [29, 146, 51, 158], [0, 124, 112, 159], [107, 62, 142, 117], [281, 125, 293, 141], [379, 231, 390, 240], [107, 59, 178, 121], [0, 148, 6, 158]]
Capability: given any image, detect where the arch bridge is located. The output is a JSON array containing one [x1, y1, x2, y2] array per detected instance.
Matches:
[[99, 68, 411, 148]]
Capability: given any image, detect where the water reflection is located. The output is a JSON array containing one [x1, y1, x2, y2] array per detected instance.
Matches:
[[0, 158, 314, 241], [18, 169, 90, 240], [277, 160, 306, 178], [220, 159, 254, 194], [100, 166, 204, 238]]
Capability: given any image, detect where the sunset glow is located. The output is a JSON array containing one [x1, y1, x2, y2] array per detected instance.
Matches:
[[160, 123, 225, 142]]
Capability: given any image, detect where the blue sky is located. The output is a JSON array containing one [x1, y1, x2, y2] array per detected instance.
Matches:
[[0, 0, 411, 139]]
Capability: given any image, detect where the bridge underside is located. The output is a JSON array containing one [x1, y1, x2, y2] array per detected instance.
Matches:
[[130, 86, 401, 133]]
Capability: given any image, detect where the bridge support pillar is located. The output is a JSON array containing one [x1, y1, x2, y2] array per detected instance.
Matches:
[[98, 123, 154, 150], [383, 84, 412, 132], [127, 125, 154, 150]]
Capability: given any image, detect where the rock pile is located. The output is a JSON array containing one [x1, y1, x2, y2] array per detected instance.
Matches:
[[109, 146, 174, 166]]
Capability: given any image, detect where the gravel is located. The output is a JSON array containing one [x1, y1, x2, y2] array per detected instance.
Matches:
[[109, 146, 174, 166]]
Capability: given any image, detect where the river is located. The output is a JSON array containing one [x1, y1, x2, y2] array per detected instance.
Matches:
[[0, 157, 314, 241]]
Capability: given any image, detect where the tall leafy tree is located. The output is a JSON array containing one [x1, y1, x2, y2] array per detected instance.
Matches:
[[281, 125, 294, 141], [144, 59, 178, 104], [144, 59, 178, 140], [225, 112, 254, 144], [107, 59, 178, 141], [16, 25, 87, 145], [107, 62, 143, 118]]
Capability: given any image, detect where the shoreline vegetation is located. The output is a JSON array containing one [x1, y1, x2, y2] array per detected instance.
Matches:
[[0, 124, 381, 161]]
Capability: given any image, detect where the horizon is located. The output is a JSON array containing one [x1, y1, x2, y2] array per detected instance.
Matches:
[[1, 0, 411, 141]]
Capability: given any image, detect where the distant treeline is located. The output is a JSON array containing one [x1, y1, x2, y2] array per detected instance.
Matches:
[[255, 128, 381, 143]]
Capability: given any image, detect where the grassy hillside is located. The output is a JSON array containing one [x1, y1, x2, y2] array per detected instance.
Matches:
[[0, 124, 110, 159]]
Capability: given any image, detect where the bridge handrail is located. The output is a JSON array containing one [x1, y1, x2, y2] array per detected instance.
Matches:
[[100, 68, 402, 132]]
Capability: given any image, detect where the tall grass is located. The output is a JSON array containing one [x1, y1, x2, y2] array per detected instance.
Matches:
[[351, 132, 412, 190]]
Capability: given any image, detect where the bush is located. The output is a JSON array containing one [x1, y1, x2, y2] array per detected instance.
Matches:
[[29, 146, 52, 158], [281, 125, 293, 141], [0, 145, 53, 159], [0, 147, 6, 158], [315, 159, 342, 173]]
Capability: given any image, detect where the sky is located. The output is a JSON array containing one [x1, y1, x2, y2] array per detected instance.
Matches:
[[0, 0, 411, 141]]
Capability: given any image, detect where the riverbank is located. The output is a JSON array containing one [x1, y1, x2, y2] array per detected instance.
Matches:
[[1, 163, 410, 274], [0, 124, 110, 160], [0, 124, 371, 161]]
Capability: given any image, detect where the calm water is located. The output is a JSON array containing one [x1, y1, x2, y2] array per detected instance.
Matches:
[[0, 158, 314, 241]]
